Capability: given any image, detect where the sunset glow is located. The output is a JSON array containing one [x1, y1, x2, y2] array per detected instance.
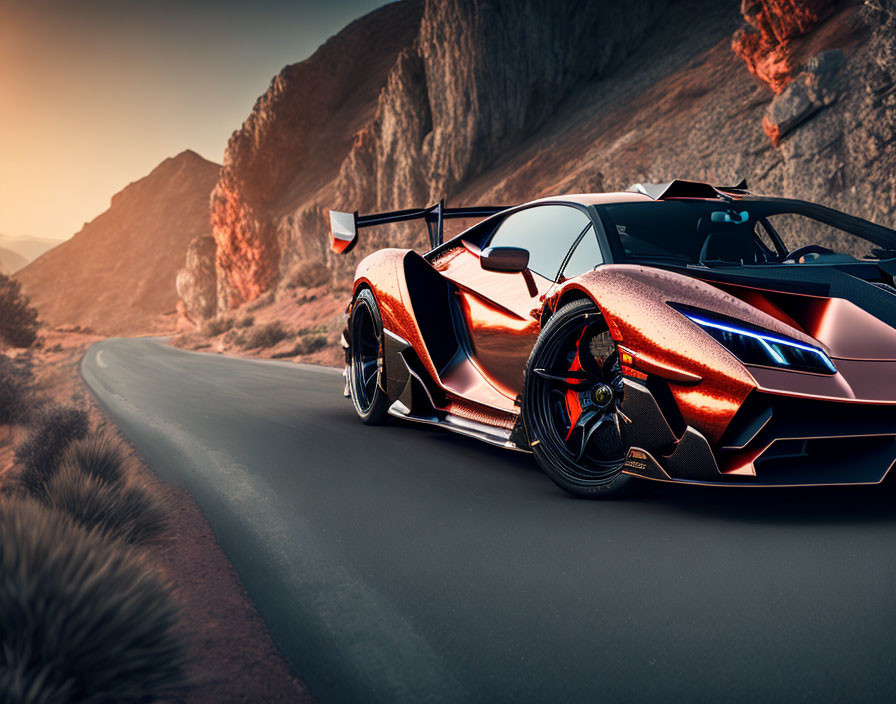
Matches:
[[0, 0, 385, 240]]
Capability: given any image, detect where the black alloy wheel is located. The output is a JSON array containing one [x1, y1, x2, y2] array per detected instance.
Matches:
[[523, 299, 644, 498], [349, 288, 389, 424]]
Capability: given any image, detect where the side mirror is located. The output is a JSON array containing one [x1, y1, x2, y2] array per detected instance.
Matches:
[[480, 246, 529, 273]]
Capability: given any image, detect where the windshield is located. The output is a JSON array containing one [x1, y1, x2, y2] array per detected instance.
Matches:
[[597, 199, 896, 267]]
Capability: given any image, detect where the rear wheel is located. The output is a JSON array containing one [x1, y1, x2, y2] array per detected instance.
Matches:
[[523, 299, 645, 498], [349, 288, 389, 424]]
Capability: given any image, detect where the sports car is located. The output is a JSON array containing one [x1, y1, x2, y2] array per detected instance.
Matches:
[[329, 180, 896, 498]]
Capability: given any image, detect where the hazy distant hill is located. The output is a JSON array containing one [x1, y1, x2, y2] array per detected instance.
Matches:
[[0, 234, 63, 264], [17, 150, 220, 335], [0, 245, 28, 274]]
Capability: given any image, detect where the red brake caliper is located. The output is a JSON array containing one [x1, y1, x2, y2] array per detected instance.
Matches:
[[564, 327, 591, 441]]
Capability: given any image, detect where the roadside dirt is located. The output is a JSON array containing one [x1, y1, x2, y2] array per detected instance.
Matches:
[[0, 329, 314, 703], [171, 282, 345, 369]]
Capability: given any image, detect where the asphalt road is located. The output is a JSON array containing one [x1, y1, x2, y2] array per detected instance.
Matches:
[[81, 338, 896, 703]]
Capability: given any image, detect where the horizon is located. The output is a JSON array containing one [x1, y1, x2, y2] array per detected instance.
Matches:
[[0, 0, 388, 241]]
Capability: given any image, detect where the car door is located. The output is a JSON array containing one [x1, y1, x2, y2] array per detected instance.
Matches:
[[436, 204, 594, 397]]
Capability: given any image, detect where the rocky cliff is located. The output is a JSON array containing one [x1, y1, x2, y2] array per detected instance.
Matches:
[[211, 0, 425, 310], [18, 150, 220, 335], [200, 0, 896, 320]]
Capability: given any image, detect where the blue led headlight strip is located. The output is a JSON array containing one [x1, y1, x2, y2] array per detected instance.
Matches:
[[683, 312, 838, 374]]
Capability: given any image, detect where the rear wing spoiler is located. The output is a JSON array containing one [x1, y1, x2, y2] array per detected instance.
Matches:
[[329, 201, 509, 253], [628, 179, 750, 201]]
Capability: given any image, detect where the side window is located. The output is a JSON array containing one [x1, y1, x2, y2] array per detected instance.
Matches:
[[562, 225, 602, 278], [754, 219, 782, 260], [488, 205, 592, 280]]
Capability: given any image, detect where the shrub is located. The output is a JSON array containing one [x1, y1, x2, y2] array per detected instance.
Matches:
[[202, 316, 233, 337], [267, 330, 329, 358], [238, 321, 289, 349], [0, 272, 39, 348], [270, 343, 303, 359], [14, 405, 90, 497], [236, 314, 254, 328], [0, 354, 34, 425], [297, 324, 328, 336], [246, 290, 274, 312], [0, 497, 188, 702], [286, 259, 329, 289], [301, 334, 328, 354], [38, 465, 168, 546], [57, 432, 129, 486]]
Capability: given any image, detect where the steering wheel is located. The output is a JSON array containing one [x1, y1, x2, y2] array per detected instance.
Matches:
[[784, 244, 836, 263]]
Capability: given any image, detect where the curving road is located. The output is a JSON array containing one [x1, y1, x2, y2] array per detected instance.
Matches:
[[82, 338, 896, 703]]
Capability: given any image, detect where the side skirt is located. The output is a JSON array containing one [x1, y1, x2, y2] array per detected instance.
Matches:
[[387, 400, 531, 453]]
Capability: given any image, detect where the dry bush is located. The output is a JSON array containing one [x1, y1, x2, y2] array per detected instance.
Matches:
[[0, 272, 39, 348], [57, 432, 130, 486], [269, 334, 329, 358], [297, 325, 329, 355], [0, 497, 188, 702], [270, 344, 304, 359], [14, 405, 90, 497], [237, 321, 290, 349], [0, 354, 34, 425], [247, 290, 275, 312], [202, 316, 233, 337], [236, 314, 254, 328], [286, 259, 329, 289], [297, 324, 327, 336], [301, 334, 328, 354], [38, 465, 168, 546]]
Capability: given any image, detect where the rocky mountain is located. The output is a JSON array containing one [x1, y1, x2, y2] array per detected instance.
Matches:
[[0, 246, 28, 274], [17, 150, 220, 335], [195, 0, 896, 321], [211, 0, 424, 310], [0, 234, 63, 265]]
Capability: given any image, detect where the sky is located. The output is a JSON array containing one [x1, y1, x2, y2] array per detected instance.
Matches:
[[0, 0, 389, 240]]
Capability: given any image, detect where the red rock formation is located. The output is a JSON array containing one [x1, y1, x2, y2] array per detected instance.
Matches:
[[210, 1, 424, 311], [732, 0, 837, 92], [211, 176, 280, 310], [762, 115, 783, 145]]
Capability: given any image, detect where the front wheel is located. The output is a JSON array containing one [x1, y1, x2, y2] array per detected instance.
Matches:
[[523, 299, 646, 499], [349, 288, 389, 424]]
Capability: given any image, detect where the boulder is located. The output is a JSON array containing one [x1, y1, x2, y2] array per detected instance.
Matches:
[[762, 49, 845, 145], [176, 235, 218, 322]]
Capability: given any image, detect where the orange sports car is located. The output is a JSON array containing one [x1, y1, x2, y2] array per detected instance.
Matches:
[[330, 180, 896, 498]]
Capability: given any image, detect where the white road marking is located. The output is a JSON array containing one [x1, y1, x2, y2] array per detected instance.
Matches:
[[95, 350, 107, 368]]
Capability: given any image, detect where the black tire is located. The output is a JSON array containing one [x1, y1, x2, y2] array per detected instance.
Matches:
[[523, 298, 647, 499], [349, 288, 390, 425]]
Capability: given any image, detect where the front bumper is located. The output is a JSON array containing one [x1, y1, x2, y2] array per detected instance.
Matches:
[[620, 376, 896, 487]]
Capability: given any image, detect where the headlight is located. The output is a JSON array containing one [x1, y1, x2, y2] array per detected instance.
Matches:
[[673, 305, 837, 375]]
